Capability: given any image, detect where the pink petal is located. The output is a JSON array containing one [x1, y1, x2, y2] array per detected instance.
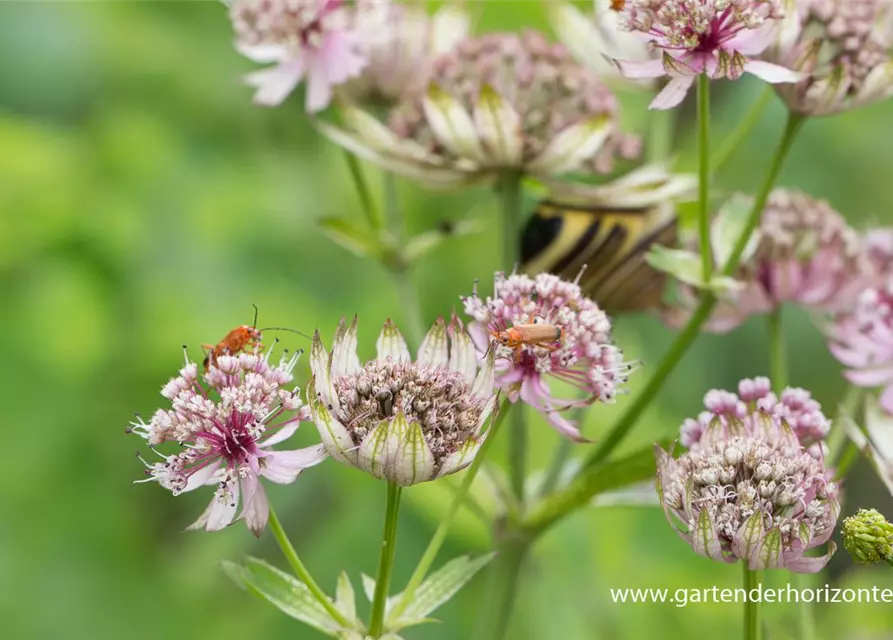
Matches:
[[246, 60, 306, 107], [206, 481, 240, 532], [615, 57, 666, 79], [843, 366, 893, 387], [182, 459, 221, 492], [260, 445, 328, 484], [260, 421, 301, 448], [649, 77, 695, 110], [240, 475, 270, 538], [744, 60, 804, 85], [304, 31, 369, 113], [729, 23, 778, 55]]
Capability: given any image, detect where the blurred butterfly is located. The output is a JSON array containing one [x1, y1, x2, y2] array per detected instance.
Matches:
[[519, 166, 694, 315]]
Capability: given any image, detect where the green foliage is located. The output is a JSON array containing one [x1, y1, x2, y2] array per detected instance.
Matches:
[[4, 2, 893, 639]]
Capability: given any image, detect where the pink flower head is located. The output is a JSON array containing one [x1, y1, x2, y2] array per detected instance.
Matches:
[[129, 349, 326, 537], [462, 271, 633, 441], [665, 190, 885, 333], [657, 395, 840, 572], [681, 376, 831, 450], [230, 0, 370, 111], [829, 277, 893, 413], [616, 0, 803, 109]]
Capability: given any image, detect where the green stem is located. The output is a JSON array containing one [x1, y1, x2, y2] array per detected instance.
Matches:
[[710, 87, 773, 174], [475, 537, 530, 640], [743, 565, 760, 640], [342, 150, 383, 230], [369, 482, 403, 638], [268, 507, 351, 629], [578, 113, 807, 470], [828, 386, 864, 462], [539, 437, 575, 498], [768, 308, 787, 391], [390, 402, 511, 621], [697, 73, 712, 283], [834, 442, 860, 480], [383, 173, 426, 347], [497, 171, 527, 503]]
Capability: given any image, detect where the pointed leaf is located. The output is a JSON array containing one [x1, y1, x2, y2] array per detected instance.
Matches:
[[335, 572, 357, 623], [390, 554, 496, 629], [236, 557, 343, 634], [362, 574, 377, 603], [712, 194, 761, 269], [319, 217, 384, 260]]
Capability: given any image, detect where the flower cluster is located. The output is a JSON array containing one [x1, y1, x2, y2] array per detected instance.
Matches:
[[615, 0, 801, 109], [317, 30, 639, 187], [230, 0, 370, 111], [130, 350, 326, 536], [666, 189, 888, 333], [842, 508, 893, 565], [308, 316, 498, 486], [657, 380, 839, 572], [462, 271, 632, 441], [767, 0, 893, 116]]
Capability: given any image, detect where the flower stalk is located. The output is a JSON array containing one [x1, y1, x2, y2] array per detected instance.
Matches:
[[344, 151, 383, 230], [711, 87, 773, 173], [697, 73, 712, 283], [768, 308, 787, 391], [269, 507, 352, 629], [743, 564, 759, 640], [369, 482, 403, 638]]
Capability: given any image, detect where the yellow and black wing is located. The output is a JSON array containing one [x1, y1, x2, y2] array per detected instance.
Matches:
[[520, 200, 677, 315]]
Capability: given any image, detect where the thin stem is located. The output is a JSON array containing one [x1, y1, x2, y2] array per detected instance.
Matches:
[[697, 73, 712, 283], [647, 107, 676, 163], [768, 308, 787, 391], [268, 507, 351, 629], [383, 173, 425, 347], [539, 437, 575, 498], [580, 113, 807, 470], [828, 386, 864, 462], [743, 564, 760, 640], [390, 402, 511, 621], [475, 538, 530, 640], [497, 170, 527, 503], [834, 442, 860, 480], [710, 86, 773, 174], [342, 150, 383, 230], [369, 482, 403, 638]]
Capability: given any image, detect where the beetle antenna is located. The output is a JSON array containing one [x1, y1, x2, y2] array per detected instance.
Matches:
[[252, 303, 260, 329], [259, 326, 313, 341]]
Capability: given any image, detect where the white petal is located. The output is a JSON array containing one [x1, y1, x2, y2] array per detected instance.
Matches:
[[240, 475, 270, 537], [744, 60, 804, 84], [649, 76, 694, 110], [422, 84, 487, 164], [259, 421, 301, 448], [244, 60, 306, 107], [260, 445, 328, 484], [357, 419, 400, 480], [236, 42, 288, 64], [864, 395, 893, 462], [417, 317, 449, 368], [527, 116, 612, 175], [437, 437, 482, 478], [448, 317, 478, 385], [549, 2, 611, 73], [615, 57, 667, 79], [206, 480, 240, 532], [311, 330, 340, 413], [376, 319, 411, 363], [393, 415, 436, 486], [855, 61, 893, 108], [472, 350, 496, 399], [474, 393, 499, 437], [542, 163, 696, 208], [182, 459, 222, 492], [473, 85, 523, 165], [430, 4, 470, 54], [331, 316, 361, 379], [310, 395, 358, 464], [340, 106, 438, 165]]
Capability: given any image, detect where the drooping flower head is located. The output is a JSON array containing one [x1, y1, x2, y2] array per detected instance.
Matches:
[[317, 30, 640, 188], [766, 0, 893, 115], [842, 508, 893, 565], [342, 0, 469, 106], [680, 376, 831, 452], [665, 189, 885, 333], [462, 271, 632, 441], [230, 0, 370, 111], [616, 0, 802, 109], [308, 316, 498, 486], [657, 382, 840, 572], [129, 349, 326, 536]]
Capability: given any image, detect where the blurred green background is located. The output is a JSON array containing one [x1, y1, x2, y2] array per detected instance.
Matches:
[[3, 1, 893, 639]]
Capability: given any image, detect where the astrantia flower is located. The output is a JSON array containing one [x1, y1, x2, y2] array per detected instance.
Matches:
[[765, 0, 893, 116], [616, 0, 802, 109], [680, 376, 831, 452], [842, 508, 893, 565], [317, 30, 640, 188], [462, 271, 632, 441], [665, 189, 880, 333], [129, 350, 326, 536], [842, 396, 893, 496], [229, 0, 369, 111], [829, 279, 893, 413], [309, 316, 498, 486], [547, 0, 654, 87], [342, 1, 469, 106], [657, 388, 840, 572]]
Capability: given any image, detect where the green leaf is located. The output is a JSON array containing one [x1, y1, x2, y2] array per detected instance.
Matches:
[[334, 572, 357, 624], [646, 245, 745, 295], [389, 553, 495, 630], [231, 557, 343, 636], [711, 194, 760, 269], [319, 216, 384, 260], [361, 573, 377, 604]]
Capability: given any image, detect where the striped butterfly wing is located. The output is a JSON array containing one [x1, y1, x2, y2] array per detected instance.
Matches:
[[520, 200, 678, 314]]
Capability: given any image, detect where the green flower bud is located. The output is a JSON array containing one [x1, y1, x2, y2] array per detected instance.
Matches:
[[842, 509, 893, 565]]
